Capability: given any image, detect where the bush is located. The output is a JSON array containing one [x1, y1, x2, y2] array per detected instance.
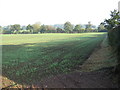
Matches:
[[108, 26, 120, 86], [2, 30, 11, 34]]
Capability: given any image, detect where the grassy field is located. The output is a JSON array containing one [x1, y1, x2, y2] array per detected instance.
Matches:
[[2, 33, 106, 85]]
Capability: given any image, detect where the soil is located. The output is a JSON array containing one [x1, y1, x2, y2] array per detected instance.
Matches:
[[40, 71, 116, 88], [1, 37, 118, 88], [1, 76, 23, 88], [37, 37, 118, 88]]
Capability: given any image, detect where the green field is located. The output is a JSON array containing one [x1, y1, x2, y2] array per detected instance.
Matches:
[[2, 33, 106, 85]]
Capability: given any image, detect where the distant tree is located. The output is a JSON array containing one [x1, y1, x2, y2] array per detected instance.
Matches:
[[40, 25, 47, 33], [44, 25, 56, 33], [19, 30, 31, 34], [2, 30, 11, 34], [14, 24, 21, 30], [0, 26, 2, 34], [85, 21, 92, 32], [98, 23, 106, 32], [56, 27, 64, 33], [10, 24, 21, 34], [10, 25, 14, 31], [2, 25, 12, 34], [80, 28, 85, 33], [64, 21, 73, 33], [26, 24, 33, 33], [32, 22, 41, 33], [46, 25, 56, 31], [73, 24, 82, 33], [3, 25, 10, 31]]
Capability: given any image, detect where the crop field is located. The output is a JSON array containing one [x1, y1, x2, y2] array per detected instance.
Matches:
[[2, 33, 106, 85]]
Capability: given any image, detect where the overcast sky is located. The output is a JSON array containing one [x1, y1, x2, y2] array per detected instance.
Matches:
[[0, 0, 119, 26]]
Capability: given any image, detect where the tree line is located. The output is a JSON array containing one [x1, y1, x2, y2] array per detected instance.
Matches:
[[0, 21, 106, 34]]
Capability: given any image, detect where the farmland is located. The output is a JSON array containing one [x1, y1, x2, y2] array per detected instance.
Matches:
[[2, 33, 106, 86]]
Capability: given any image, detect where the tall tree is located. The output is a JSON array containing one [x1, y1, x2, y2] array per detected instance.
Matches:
[[56, 27, 64, 33], [26, 24, 33, 33], [32, 22, 41, 33], [10, 24, 21, 34], [39, 25, 47, 33], [73, 24, 82, 33], [64, 21, 73, 33], [0, 26, 2, 34], [85, 21, 92, 32], [98, 23, 106, 31], [46, 25, 56, 31]]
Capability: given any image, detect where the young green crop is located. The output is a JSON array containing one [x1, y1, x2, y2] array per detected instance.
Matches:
[[2, 33, 106, 85]]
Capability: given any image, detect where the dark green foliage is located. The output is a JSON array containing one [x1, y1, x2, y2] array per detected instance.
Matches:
[[56, 27, 64, 33], [64, 21, 73, 33], [2, 30, 12, 34], [104, 9, 120, 87], [10, 24, 21, 31], [40, 25, 47, 33], [1, 22, 100, 34], [73, 24, 82, 33], [104, 10, 120, 30], [108, 26, 120, 87], [26, 24, 33, 33]]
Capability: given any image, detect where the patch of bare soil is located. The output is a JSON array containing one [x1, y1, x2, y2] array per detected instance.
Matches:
[[1, 76, 23, 88], [39, 71, 116, 88], [1, 75, 41, 89]]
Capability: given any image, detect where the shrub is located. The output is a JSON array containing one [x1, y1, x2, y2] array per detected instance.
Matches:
[[108, 25, 120, 86]]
